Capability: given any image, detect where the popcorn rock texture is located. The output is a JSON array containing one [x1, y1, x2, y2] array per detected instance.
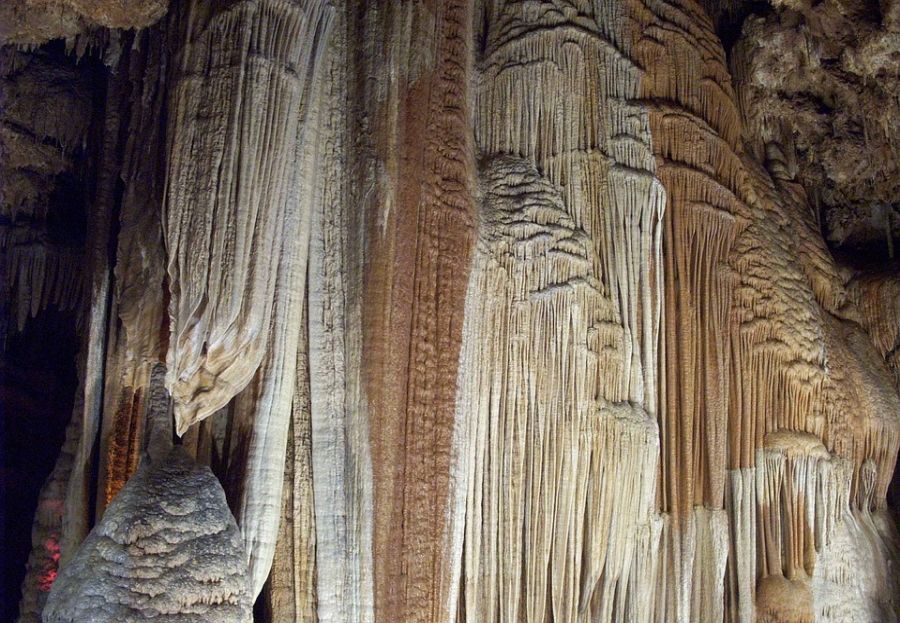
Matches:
[[42, 448, 251, 623]]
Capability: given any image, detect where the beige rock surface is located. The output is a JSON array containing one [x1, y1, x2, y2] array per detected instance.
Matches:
[[3, 0, 898, 621], [0, 0, 168, 46]]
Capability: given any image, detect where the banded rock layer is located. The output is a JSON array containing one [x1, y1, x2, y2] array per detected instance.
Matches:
[[1, 0, 898, 622]]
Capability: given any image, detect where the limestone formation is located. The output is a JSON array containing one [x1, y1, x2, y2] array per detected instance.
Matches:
[[2, 0, 898, 621], [0, 47, 93, 341], [42, 447, 251, 623], [0, 0, 169, 47], [732, 0, 900, 250], [163, 0, 333, 435]]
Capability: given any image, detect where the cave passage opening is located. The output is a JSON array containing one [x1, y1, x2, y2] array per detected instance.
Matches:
[[0, 307, 79, 622]]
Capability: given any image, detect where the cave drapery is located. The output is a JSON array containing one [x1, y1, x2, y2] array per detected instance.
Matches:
[[1, 0, 898, 621]]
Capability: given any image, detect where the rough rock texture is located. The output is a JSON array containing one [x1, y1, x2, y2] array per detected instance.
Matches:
[[733, 0, 900, 250], [0, 46, 94, 340], [848, 267, 900, 387], [164, 0, 326, 431], [42, 447, 251, 623], [359, 3, 476, 621], [0, 0, 168, 46], [4, 0, 899, 621], [304, 4, 374, 619], [16, 413, 78, 623], [93, 23, 169, 518], [458, 0, 666, 616], [149, 0, 335, 602]]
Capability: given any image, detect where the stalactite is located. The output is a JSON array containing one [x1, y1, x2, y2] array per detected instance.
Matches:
[[1, 228, 84, 335], [262, 304, 317, 622], [719, 155, 900, 620], [461, 3, 665, 621], [0, 46, 92, 341], [457, 156, 660, 623], [848, 269, 900, 389], [752, 431, 857, 623], [726, 67, 900, 623], [624, 0, 743, 617], [307, 2, 374, 620], [822, 315, 900, 509], [729, 0, 900, 251], [5, 0, 900, 620], [724, 468, 756, 623], [756, 431, 851, 578], [812, 507, 900, 621], [223, 4, 333, 597], [93, 24, 169, 517], [59, 65, 123, 564], [163, 0, 334, 433], [160, 0, 335, 599]]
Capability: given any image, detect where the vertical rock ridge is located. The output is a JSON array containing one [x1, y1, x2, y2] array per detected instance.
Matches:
[[95, 23, 169, 516], [262, 302, 318, 622], [626, 0, 741, 617], [306, 1, 375, 620], [459, 2, 665, 621], [60, 62, 123, 564], [848, 270, 900, 389], [359, 2, 476, 621], [4, 0, 899, 620]]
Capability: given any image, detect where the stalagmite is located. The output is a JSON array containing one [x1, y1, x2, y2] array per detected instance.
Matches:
[[43, 445, 252, 622], [42, 366, 252, 622], [16, 390, 84, 623]]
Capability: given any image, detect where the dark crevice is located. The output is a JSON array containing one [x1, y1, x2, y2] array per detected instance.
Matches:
[[0, 308, 79, 622], [707, 0, 773, 60]]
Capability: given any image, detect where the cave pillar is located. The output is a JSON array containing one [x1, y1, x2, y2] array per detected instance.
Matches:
[[162, 0, 335, 597]]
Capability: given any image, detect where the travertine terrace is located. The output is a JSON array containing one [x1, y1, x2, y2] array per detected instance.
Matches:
[[1, 0, 898, 622]]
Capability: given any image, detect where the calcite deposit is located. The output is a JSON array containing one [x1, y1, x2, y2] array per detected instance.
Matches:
[[1, 0, 897, 621], [43, 448, 251, 623]]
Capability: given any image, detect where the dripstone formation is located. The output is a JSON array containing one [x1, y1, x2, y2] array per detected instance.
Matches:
[[1, 0, 897, 622], [42, 448, 251, 623]]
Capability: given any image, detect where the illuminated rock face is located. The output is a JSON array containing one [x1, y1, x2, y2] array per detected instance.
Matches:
[[0, 0, 169, 46], [1, 0, 898, 622]]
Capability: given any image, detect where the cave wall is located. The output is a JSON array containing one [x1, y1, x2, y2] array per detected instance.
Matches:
[[1, 0, 898, 622]]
